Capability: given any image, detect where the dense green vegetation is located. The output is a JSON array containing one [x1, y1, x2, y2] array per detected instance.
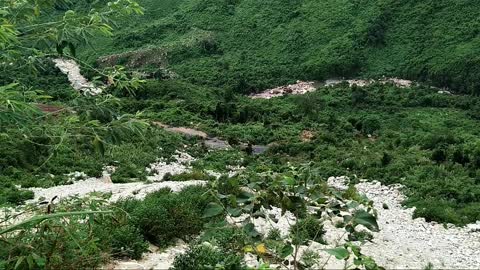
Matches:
[[2, 0, 480, 224], [0, 187, 217, 269], [3, 0, 480, 268], [81, 0, 480, 94]]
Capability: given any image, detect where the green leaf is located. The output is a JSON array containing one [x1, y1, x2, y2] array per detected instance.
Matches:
[[0, 211, 112, 235], [26, 255, 34, 269], [92, 136, 105, 156], [31, 253, 45, 268], [243, 222, 260, 238], [280, 244, 294, 258], [283, 176, 295, 186], [353, 210, 379, 232], [237, 191, 254, 203], [202, 202, 224, 218], [227, 207, 242, 217], [325, 247, 350, 260], [14, 256, 24, 270]]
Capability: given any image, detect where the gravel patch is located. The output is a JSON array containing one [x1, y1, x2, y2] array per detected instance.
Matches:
[[28, 151, 201, 203], [145, 151, 195, 181], [250, 81, 316, 99], [251, 78, 415, 100], [28, 179, 206, 203], [110, 241, 188, 270], [53, 58, 102, 95], [330, 177, 480, 269]]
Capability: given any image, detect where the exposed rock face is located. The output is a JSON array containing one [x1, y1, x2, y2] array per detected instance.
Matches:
[[53, 58, 102, 95], [324, 77, 414, 88], [97, 48, 167, 68], [300, 130, 315, 142]]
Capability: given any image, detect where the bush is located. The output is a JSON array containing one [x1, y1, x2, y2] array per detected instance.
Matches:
[[118, 186, 217, 247], [290, 215, 326, 245], [0, 200, 120, 269], [361, 116, 381, 135], [172, 243, 244, 270], [380, 152, 392, 166], [431, 148, 447, 163], [104, 224, 148, 260], [199, 224, 247, 251]]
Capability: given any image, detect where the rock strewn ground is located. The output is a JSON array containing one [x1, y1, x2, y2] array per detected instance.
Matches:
[[356, 180, 480, 269], [53, 58, 102, 95], [250, 81, 316, 99], [251, 78, 416, 100], [28, 151, 200, 203]]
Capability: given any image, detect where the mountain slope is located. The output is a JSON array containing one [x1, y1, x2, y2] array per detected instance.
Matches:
[[81, 0, 480, 94]]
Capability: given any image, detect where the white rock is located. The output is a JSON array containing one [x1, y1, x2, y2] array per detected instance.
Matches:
[[53, 58, 102, 95]]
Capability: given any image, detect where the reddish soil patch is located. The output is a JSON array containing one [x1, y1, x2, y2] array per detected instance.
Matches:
[[36, 104, 64, 115]]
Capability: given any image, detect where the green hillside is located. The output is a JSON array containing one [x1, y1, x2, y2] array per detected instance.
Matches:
[[3, 1, 480, 268], [82, 0, 480, 94]]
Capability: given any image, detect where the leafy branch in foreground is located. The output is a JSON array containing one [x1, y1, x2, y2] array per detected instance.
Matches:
[[203, 166, 384, 269], [1, 0, 143, 67], [0, 194, 148, 270], [0, 0, 146, 165]]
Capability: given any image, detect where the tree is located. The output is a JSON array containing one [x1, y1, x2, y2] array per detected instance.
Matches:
[[0, 0, 147, 167], [0, 0, 143, 67]]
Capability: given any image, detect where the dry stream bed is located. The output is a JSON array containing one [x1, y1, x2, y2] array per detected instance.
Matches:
[[6, 59, 475, 269]]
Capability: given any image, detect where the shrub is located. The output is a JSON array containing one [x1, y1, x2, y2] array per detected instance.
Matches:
[[172, 243, 244, 270], [0, 199, 121, 269], [290, 215, 326, 245], [102, 223, 149, 260], [381, 152, 392, 166], [431, 148, 447, 163], [361, 116, 381, 135], [118, 186, 217, 247], [199, 224, 247, 251]]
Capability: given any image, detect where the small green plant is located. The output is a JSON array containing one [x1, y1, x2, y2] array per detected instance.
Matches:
[[172, 243, 244, 270], [0, 195, 138, 270], [204, 165, 382, 269], [290, 216, 326, 245], [424, 262, 435, 270]]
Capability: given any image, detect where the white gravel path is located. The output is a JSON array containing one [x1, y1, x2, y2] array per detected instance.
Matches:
[[109, 241, 188, 270]]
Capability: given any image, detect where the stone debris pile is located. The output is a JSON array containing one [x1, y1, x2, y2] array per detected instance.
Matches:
[[250, 81, 316, 99], [146, 150, 195, 181], [53, 58, 103, 95]]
